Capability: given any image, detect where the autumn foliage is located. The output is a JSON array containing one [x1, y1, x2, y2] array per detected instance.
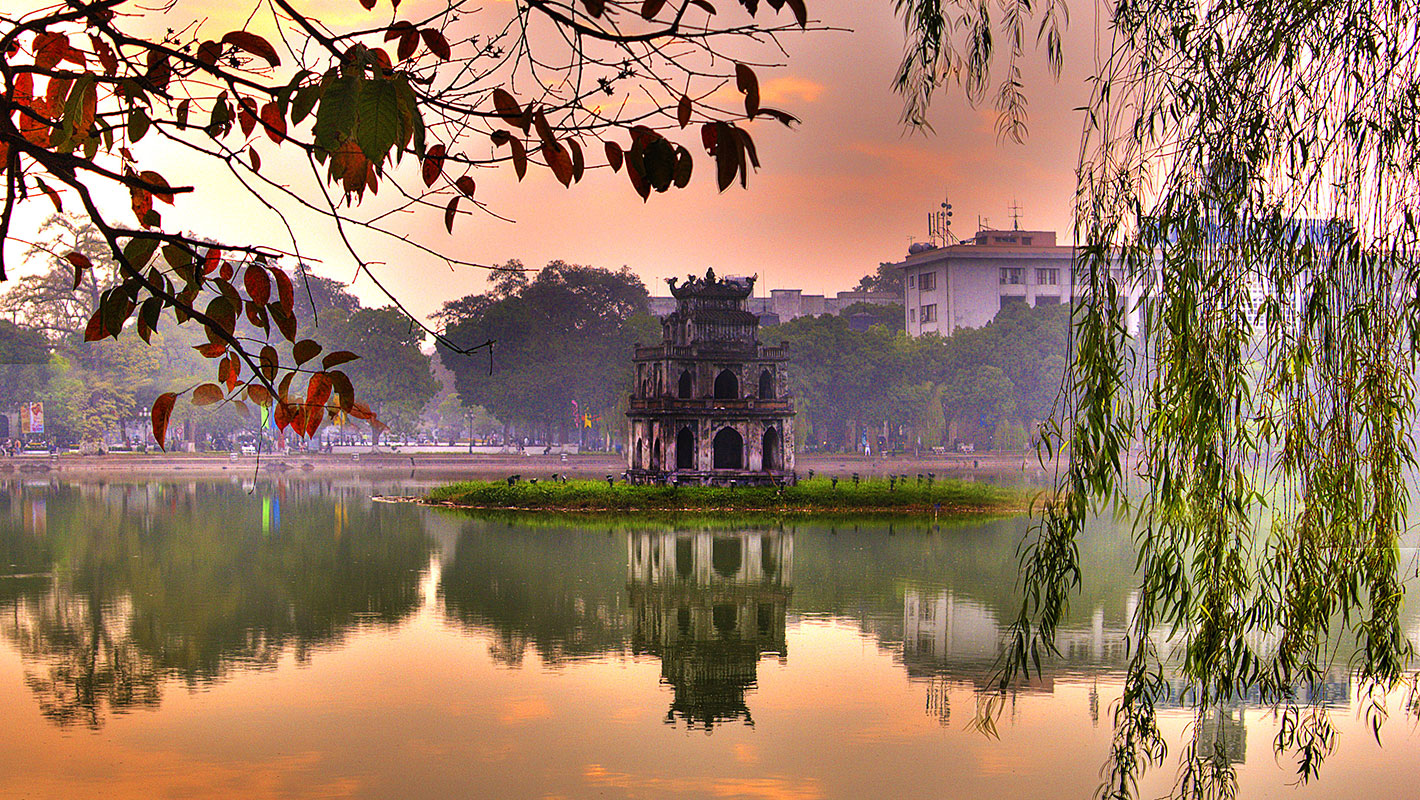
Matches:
[[0, 0, 810, 447]]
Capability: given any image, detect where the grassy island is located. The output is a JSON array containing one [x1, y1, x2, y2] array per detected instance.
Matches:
[[425, 477, 1034, 517]]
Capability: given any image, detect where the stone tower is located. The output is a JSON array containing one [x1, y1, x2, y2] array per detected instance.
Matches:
[[626, 268, 795, 485]]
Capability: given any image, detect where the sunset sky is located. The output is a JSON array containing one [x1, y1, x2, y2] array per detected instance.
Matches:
[[9, 0, 1103, 323]]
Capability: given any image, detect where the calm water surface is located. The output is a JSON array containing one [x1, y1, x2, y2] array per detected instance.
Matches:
[[1, 477, 1417, 799]]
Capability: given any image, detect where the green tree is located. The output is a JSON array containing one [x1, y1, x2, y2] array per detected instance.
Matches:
[[319, 306, 439, 437], [853, 262, 906, 296], [0, 320, 50, 412], [437, 262, 659, 443]]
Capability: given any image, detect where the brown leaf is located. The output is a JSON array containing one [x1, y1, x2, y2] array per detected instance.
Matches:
[[677, 94, 692, 128], [689, 0, 716, 12], [397, 30, 419, 62], [84, 308, 106, 341], [293, 338, 322, 365], [492, 89, 527, 129], [221, 30, 282, 67], [641, 0, 667, 18], [193, 341, 227, 358], [455, 176, 476, 196], [735, 63, 760, 117], [422, 144, 446, 187], [151, 393, 177, 450], [238, 97, 258, 137], [322, 350, 360, 369], [196, 40, 221, 66], [259, 344, 279, 382], [271, 267, 294, 313], [583, 0, 606, 17], [785, 0, 807, 27], [510, 138, 527, 180], [192, 383, 225, 406], [420, 28, 452, 60], [445, 196, 459, 233], [543, 141, 574, 187], [605, 141, 624, 172], [247, 384, 272, 406], [91, 35, 118, 75]]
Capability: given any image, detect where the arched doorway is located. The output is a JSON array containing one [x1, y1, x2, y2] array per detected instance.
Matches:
[[713, 369, 738, 399], [758, 369, 774, 399], [0, 414, 8, 439], [676, 426, 695, 469], [678, 370, 694, 399], [652, 438, 662, 470], [634, 437, 643, 469], [761, 427, 781, 471], [713, 427, 743, 469]]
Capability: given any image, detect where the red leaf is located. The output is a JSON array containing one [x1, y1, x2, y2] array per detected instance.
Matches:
[[445, 196, 459, 233], [397, 30, 418, 62], [260, 102, 286, 143], [138, 170, 175, 204], [193, 342, 227, 358], [66, 252, 91, 289], [422, 144, 446, 186], [420, 28, 452, 60], [307, 372, 333, 407], [244, 264, 272, 305], [151, 393, 177, 450], [203, 248, 222, 275], [221, 30, 282, 67], [91, 34, 118, 75], [543, 141, 574, 187], [272, 267, 295, 313], [238, 97, 258, 137], [455, 175, 476, 196], [84, 309, 106, 341]]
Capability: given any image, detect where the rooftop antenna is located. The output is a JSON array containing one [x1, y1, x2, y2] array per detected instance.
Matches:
[[927, 191, 954, 246], [1009, 199, 1023, 231]]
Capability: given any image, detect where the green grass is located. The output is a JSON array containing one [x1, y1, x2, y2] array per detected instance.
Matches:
[[425, 477, 1033, 516]]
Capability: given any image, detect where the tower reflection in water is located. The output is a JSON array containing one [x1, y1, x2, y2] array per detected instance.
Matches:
[[626, 529, 792, 730]]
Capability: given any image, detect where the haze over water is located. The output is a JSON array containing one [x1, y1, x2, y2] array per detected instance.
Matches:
[[0, 477, 1416, 799]]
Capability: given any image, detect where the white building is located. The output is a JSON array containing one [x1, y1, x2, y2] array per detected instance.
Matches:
[[892, 229, 1075, 335]]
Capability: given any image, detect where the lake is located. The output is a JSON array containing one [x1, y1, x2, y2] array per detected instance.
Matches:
[[0, 477, 1416, 798]]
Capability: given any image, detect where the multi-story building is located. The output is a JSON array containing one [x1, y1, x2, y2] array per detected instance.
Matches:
[[893, 229, 1092, 336], [626, 269, 796, 486]]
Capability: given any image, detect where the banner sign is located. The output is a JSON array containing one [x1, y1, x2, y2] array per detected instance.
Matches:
[[19, 402, 43, 435]]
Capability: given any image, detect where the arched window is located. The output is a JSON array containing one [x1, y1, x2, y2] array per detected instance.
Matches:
[[758, 369, 775, 399], [713, 369, 739, 399], [713, 427, 743, 469], [676, 426, 696, 470], [634, 437, 643, 469], [761, 427, 782, 471], [652, 438, 662, 470]]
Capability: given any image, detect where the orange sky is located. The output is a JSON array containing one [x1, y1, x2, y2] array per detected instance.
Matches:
[[7, 1, 1102, 323]]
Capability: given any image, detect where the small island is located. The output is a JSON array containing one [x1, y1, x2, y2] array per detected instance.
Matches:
[[424, 476, 1033, 517]]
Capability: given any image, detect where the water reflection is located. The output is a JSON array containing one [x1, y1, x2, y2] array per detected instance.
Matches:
[[0, 479, 434, 727], [627, 530, 792, 729]]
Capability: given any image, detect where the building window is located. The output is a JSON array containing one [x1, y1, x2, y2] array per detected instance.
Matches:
[[920, 304, 937, 323], [1022, 237, 1033, 246], [999, 267, 1023, 285], [908, 274, 916, 289], [1036, 268, 1059, 285], [1000, 295, 1028, 311], [918, 271, 936, 291]]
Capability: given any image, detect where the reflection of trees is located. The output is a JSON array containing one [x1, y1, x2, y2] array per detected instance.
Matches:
[[0, 480, 434, 727], [438, 518, 631, 666], [627, 529, 792, 730]]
